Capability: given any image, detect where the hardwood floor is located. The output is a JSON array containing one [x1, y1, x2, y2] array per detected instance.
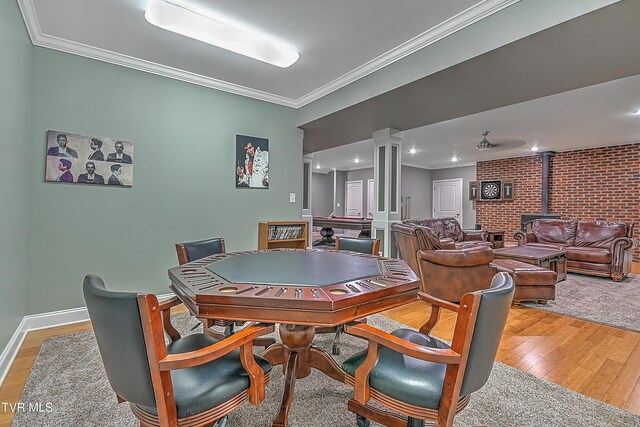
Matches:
[[0, 266, 638, 426]]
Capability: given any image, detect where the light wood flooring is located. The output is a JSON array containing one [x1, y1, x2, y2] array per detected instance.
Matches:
[[1, 265, 639, 426]]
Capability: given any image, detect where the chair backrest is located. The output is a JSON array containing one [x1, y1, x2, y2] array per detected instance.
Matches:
[[459, 272, 514, 396], [83, 275, 156, 408], [336, 237, 380, 255], [175, 237, 226, 264]]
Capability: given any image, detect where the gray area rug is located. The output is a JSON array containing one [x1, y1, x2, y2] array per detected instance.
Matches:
[[522, 273, 640, 332], [13, 314, 640, 427]]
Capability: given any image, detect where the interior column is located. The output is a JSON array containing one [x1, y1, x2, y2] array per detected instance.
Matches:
[[372, 128, 402, 256]]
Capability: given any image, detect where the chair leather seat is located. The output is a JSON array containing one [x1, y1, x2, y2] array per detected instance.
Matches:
[[342, 329, 463, 409], [566, 246, 611, 263], [138, 333, 272, 419]]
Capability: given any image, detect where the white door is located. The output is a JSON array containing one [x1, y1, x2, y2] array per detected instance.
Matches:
[[367, 179, 375, 218], [345, 180, 363, 217], [433, 178, 463, 225]]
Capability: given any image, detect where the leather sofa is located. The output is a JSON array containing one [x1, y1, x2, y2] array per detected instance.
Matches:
[[515, 219, 637, 282], [392, 223, 557, 303], [403, 217, 491, 248]]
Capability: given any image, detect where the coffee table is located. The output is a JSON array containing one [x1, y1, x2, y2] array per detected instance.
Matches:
[[493, 245, 567, 282]]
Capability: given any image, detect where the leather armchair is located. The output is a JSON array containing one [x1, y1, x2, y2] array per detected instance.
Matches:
[[342, 273, 515, 427], [417, 246, 496, 302], [83, 274, 274, 427], [392, 223, 455, 275]]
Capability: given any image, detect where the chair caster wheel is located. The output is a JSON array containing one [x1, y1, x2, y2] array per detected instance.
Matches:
[[332, 345, 340, 355], [356, 415, 370, 427], [407, 416, 425, 427]]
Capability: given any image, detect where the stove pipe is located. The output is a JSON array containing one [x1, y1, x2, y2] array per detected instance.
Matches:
[[540, 151, 554, 214]]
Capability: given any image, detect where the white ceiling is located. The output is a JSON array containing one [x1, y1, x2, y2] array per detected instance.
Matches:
[[20, 0, 510, 106], [310, 74, 640, 172], [19, 0, 639, 170]]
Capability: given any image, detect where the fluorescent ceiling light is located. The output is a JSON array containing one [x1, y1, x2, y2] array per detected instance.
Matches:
[[145, 0, 299, 68]]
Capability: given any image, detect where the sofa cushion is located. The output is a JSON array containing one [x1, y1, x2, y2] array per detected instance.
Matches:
[[574, 222, 627, 248], [567, 260, 611, 273], [566, 246, 611, 264], [405, 218, 447, 239], [532, 219, 576, 246], [440, 218, 464, 242], [342, 329, 455, 409]]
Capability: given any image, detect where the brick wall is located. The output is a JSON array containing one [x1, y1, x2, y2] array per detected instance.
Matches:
[[476, 143, 640, 263]]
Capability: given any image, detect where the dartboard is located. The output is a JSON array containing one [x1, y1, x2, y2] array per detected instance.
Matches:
[[481, 181, 502, 200]]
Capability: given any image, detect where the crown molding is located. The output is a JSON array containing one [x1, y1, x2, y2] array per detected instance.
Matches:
[[17, 0, 298, 108], [294, 0, 520, 107], [18, 0, 519, 109]]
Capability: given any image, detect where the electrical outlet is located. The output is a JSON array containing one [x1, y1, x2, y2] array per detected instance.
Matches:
[[289, 193, 295, 203]]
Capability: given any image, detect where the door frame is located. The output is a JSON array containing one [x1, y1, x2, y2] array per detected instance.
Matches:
[[345, 180, 364, 218], [432, 178, 463, 226], [367, 179, 375, 218]]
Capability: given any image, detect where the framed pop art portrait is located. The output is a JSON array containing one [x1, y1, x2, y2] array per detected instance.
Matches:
[[45, 130, 134, 187], [235, 134, 269, 189]]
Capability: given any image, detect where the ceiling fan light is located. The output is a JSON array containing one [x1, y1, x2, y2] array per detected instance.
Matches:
[[145, 0, 299, 68], [476, 131, 494, 151]]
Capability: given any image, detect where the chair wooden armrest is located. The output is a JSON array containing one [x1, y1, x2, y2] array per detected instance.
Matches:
[[344, 323, 460, 364], [418, 292, 460, 313], [157, 296, 183, 342], [345, 322, 460, 405], [159, 323, 275, 370], [157, 296, 182, 312], [417, 292, 460, 335]]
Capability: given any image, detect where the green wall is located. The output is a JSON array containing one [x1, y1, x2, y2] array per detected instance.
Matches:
[[26, 48, 302, 314], [0, 1, 31, 350]]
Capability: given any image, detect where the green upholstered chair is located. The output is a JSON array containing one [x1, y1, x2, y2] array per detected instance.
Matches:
[[342, 272, 515, 427], [336, 236, 381, 256], [175, 237, 275, 348], [316, 236, 382, 355], [83, 274, 274, 427], [175, 237, 226, 265]]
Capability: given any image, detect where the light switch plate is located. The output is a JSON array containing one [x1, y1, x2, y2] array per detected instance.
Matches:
[[337, 202, 341, 207], [289, 193, 295, 203]]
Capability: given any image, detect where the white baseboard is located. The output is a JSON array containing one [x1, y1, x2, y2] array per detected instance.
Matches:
[[0, 293, 174, 388], [0, 317, 28, 387]]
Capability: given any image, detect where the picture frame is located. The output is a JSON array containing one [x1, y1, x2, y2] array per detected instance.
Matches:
[[235, 135, 269, 189], [45, 130, 133, 187], [469, 181, 479, 201], [502, 179, 514, 200]]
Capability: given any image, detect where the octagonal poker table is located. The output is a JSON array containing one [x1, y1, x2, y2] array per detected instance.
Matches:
[[168, 248, 419, 427]]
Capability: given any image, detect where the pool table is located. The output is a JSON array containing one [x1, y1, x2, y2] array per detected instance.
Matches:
[[313, 216, 373, 246]]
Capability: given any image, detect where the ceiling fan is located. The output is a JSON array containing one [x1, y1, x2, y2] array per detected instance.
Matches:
[[476, 131, 494, 151]]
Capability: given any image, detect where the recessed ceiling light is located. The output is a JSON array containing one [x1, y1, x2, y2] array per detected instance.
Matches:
[[409, 148, 417, 154], [530, 146, 540, 152], [450, 156, 458, 162], [315, 164, 320, 169], [353, 158, 360, 164], [145, 0, 299, 68]]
